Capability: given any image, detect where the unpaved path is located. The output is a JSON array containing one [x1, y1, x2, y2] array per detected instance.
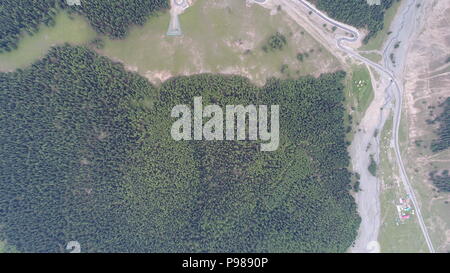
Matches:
[[255, 0, 436, 252], [380, 0, 436, 253], [296, 0, 435, 253]]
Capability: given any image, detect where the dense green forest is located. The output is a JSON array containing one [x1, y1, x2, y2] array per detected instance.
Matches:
[[310, 0, 398, 43], [428, 97, 450, 192], [431, 97, 450, 153], [429, 170, 450, 192], [73, 0, 169, 38], [0, 0, 58, 53], [0, 45, 359, 252], [0, 0, 169, 53]]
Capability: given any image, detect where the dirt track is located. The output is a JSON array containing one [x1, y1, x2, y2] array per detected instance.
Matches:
[[255, 0, 436, 252]]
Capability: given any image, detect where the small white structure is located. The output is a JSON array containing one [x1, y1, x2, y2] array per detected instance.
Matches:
[[67, 0, 81, 6], [367, 0, 381, 5], [167, 0, 190, 36]]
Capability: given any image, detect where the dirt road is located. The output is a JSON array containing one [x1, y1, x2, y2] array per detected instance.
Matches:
[[254, 0, 435, 252], [380, 0, 436, 253], [296, 0, 435, 253]]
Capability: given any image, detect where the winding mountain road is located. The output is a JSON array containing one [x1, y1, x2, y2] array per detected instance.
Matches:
[[296, 0, 435, 253]]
